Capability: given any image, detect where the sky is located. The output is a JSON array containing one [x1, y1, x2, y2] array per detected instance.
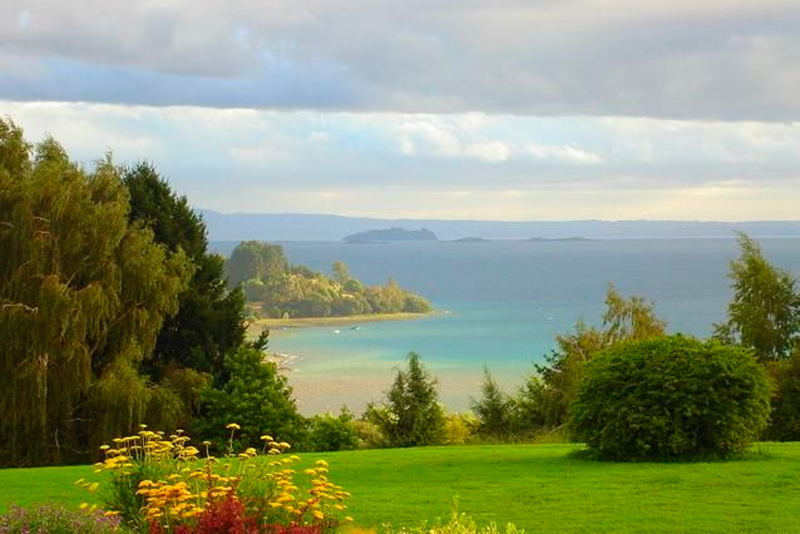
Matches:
[[2, 0, 799, 221]]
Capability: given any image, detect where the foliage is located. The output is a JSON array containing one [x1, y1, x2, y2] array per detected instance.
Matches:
[[192, 341, 305, 450], [382, 505, 522, 534], [442, 413, 478, 445], [305, 410, 359, 452], [534, 284, 667, 429], [570, 335, 771, 461], [124, 162, 247, 381], [0, 119, 192, 466], [351, 421, 389, 449], [471, 367, 513, 440], [365, 352, 445, 447], [0, 503, 126, 533], [85, 425, 351, 533], [714, 233, 800, 361], [227, 241, 289, 288], [763, 346, 800, 441], [510, 375, 548, 437], [227, 241, 432, 318]]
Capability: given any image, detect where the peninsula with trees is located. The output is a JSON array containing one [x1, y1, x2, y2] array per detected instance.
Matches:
[[226, 241, 433, 322]]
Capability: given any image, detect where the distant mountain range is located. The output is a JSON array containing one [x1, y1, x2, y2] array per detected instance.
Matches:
[[199, 210, 800, 242]]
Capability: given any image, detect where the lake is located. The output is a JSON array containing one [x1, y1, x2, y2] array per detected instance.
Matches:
[[212, 238, 800, 415]]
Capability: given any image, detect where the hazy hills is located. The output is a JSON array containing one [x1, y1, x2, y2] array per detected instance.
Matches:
[[200, 210, 800, 242]]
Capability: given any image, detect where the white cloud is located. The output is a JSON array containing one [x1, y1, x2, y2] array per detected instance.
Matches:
[[463, 141, 511, 163], [396, 121, 462, 157], [3, 100, 800, 221], [308, 131, 331, 142], [527, 144, 603, 165]]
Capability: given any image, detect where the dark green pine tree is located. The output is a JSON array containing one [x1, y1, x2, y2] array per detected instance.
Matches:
[[123, 163, 247, 381], [373, 352, 445, 447], [472, 365, 513, 439]]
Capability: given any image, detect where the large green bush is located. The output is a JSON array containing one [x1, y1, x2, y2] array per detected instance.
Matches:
[[570, 335, 771, 460]]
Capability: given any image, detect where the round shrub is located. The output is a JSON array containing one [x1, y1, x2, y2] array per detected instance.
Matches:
[[569, 335, 771, 460]]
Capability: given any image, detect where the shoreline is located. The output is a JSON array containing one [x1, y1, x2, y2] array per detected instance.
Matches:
[[248, 309, 443, 331]]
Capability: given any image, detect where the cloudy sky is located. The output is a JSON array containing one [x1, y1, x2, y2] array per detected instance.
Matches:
[[2, 0, 799, 220]]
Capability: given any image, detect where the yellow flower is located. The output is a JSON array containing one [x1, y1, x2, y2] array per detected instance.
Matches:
[[260, 435, 274, 441], [225, 423, 241, 430]]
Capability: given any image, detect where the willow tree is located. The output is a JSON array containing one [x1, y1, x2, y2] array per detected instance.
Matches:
[[0, 119, 191, 466]]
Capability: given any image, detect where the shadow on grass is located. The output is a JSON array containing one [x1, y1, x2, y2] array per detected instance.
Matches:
[[566, 445, 774, 463]]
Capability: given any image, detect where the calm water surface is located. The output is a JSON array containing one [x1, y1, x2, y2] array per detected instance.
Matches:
[[214, 239, 800, 414]]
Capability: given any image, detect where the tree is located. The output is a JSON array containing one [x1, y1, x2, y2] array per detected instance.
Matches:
[[535, 284, 666, 428], [123, 163, 247, 380], [714, 233, 800, 361], [0, 120, 191, 465], [305, 408, 359, 452], [192, 334, 305, 451], [332, 261, 350, 285], [471, 366, 513, 439], [764, 347, 800, 441], [511, 374, 548, 435], [226, 241, 288, 287], [365, 352, 445, 447], [570, 336, 770, 460]]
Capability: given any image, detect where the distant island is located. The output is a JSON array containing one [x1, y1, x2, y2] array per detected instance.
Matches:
[[226, 241, 433, 319], [526, 236, 592, 242], [200, 210, 800, 241], [451, 237, 491, 243], [343, 227, 438, 243]]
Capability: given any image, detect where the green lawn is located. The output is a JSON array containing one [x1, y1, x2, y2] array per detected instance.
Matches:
[[2, 443, 800, 533]]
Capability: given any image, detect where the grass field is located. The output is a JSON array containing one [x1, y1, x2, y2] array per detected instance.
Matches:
[[1, 443, 799, 533]]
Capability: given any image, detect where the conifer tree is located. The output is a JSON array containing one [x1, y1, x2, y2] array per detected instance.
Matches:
[[472, 365, 513, 439], [366, 352, 445, 447], [123, 162, 247, 381]]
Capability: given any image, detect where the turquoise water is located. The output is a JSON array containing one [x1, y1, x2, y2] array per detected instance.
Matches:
[[233, 239, 800, 414]]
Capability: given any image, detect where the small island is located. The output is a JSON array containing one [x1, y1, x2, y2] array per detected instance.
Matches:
[[525, 236, 592, 242], [451, 237, 491, 243], [343, 227, 438, 243], [227, 241, 433, 322]]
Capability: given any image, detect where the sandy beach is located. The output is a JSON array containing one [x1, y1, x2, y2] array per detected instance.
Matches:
[[247, 310, 441, 332]]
